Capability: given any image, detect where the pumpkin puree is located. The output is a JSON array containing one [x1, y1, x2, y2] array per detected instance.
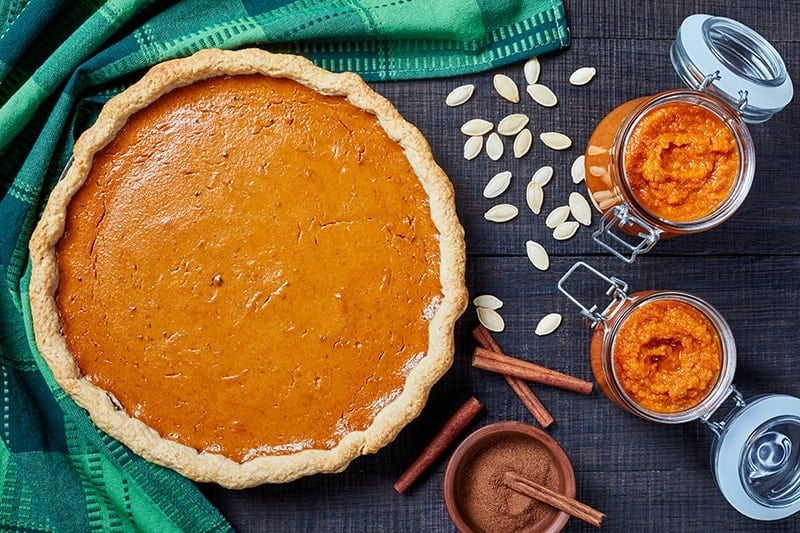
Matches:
[[625, 102, 739, 222], [613, 299, 722, 413]]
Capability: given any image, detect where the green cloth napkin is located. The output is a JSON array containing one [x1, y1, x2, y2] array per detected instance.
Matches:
[[0, 0, 569, 530]]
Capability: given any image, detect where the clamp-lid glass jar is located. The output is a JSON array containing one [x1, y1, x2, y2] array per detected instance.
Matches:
[[558, 262, 800, 520], [584, 14, 793, 263]]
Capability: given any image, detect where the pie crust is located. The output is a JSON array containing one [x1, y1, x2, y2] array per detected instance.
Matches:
[[28, 48, 467, 488]]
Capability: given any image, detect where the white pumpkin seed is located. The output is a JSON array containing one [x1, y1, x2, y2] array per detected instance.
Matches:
[[524, 57, 541, 85], [513, 129, 532, 158], [473, 294, 503, 310], [497, 113, 529, 136], [526, 181, 544, 215], [486, 132, 504, 161], [477, 307, 505, 332], [535, 313, 562, 336], [540, 131, 572, 150], [545, 205, 570, 228], [532, 165, 554, 187], [592, 190, 615, 203], [569, 66, 597, 86], [493, 74, 520, 103], [587, 144, 607, 156], [569, 192, 592, 226], [571, 155, 586, 183], [598, 197, 618, 211], [589, 165, 606, 177], [446, 84, 475, 107], [525, 240, 549, 271], [553, 220, 580, 240], [483, 171, 512, 199], [464, 135, 483, 160], [461, 118, 494, 136], [526, 84, 557, 107], [484, 203, 519, 223]]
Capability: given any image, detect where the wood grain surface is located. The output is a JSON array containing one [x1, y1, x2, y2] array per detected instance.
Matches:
[[200, 1, 800, 531]]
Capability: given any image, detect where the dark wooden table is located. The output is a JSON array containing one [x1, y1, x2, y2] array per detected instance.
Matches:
[[200, 1, 800, 531]]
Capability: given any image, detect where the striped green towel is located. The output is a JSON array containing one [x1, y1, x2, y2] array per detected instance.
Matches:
[[0, 0, 568, 530]]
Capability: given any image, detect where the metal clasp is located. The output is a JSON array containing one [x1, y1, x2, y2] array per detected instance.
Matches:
[[557, 261, 630, 328], [592, 204, 661, 263], [700, 386, 747, 438], [698, 70, 750, 111], [698, 70, 722, 91]]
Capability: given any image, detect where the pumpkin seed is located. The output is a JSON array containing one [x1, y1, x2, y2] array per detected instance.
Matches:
[[571, 155, 586, 183], [569, 66, 597, 86], [535, 313, 562, 336], [526, 84, 557, 107], [598, 197, 618, 211], [587, 145, 607, 156], [484, 203, 519, 223], [446, 84, 475, 107], [592, 190, 615, 202], [473, 294, 503, 310], [513, 129, 532, 158], [483, 171, 512, 199], [524, 57, 541, 85], [526, 181, 544, 215], [497, 113, 529, 136], [593, 190, 619, 211], [545, 205, 570, 228], [525, 240, 549, 271], [589, 165, 606, 177], [477, 307, 505, 333], [540, 131, 572, 150], [553, 220, 580, 240], [464, 135, 483, 160], [532, 166, 554, 187], [569, 192, 592, 226], [461, 118, 494, 136], [486, 132, 504, 161], [493, 74, 520, 103]]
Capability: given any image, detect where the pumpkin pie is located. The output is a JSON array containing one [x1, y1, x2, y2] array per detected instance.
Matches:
[[28, 49, 467, 488]]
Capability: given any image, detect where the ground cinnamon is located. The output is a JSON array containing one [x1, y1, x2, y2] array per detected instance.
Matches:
[[455, 432, 562, 532]]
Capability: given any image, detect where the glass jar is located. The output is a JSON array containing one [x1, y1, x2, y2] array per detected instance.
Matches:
[[585, 14, 793, 263], [559, 262, 800, 520]]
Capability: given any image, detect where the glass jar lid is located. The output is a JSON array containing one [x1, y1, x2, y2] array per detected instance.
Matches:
[[671, 14, 793, 123], [710, 393, 800, 520]]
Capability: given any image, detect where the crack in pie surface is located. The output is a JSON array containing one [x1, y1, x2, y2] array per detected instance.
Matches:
[[29, 48, 467, 488]]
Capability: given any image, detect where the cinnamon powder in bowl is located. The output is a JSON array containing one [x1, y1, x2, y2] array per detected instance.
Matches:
[[444, 421, 576, 532]]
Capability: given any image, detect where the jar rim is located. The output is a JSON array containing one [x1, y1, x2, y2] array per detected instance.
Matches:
[[605, 290, 737, 423], [712, 395, 800, 519], [613, 89, 755, 235], [671, 14, 793, 123]]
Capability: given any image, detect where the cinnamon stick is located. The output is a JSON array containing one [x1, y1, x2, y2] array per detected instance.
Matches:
[[504, 377, 555, 427], [503, 471, 605, 528], [394, 396, 484, 494], [472, 325, 554, 428], [473, 347, 593, 395]]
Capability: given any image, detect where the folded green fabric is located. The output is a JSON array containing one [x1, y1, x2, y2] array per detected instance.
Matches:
[[0, 0, 568, 530]]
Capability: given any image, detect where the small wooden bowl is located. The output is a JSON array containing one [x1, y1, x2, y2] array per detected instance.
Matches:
[[443, 421, 576, 533]]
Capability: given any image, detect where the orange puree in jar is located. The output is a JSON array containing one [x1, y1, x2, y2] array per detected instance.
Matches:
[[624, 102, 739, 222], [612, 299, 722, 413]]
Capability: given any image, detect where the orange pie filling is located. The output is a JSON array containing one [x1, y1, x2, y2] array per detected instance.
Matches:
[[55, 75, 443, 462], [611, 299, 722, 413]]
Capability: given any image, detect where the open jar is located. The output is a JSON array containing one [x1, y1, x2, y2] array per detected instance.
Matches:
[[584, 14, 793, 262], [558, 262, 800, 520]]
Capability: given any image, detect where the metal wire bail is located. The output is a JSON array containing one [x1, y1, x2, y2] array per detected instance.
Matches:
[[557, 261, 630, 327]]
